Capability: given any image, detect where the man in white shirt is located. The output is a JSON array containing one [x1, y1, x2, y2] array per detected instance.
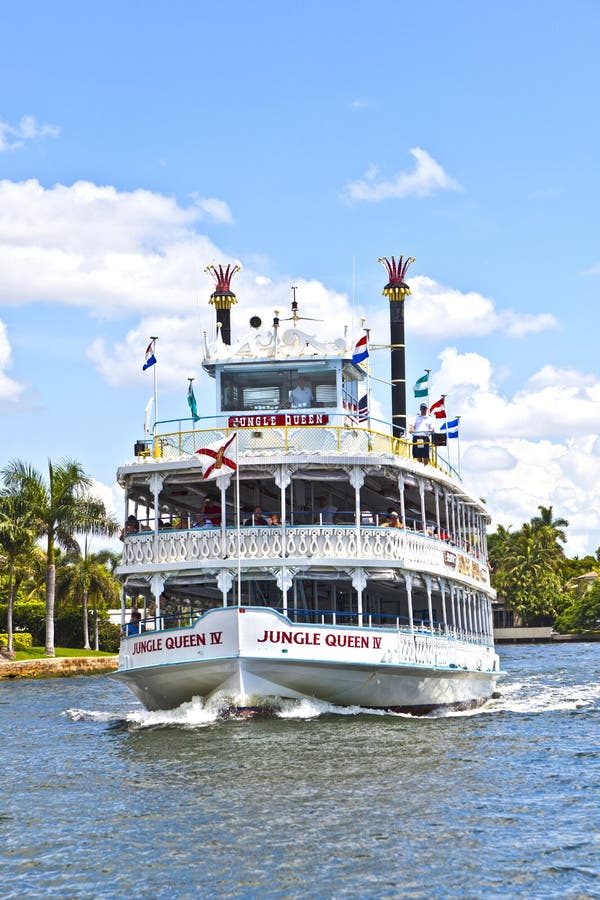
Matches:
[[409, 402, 434, 463], [290, 376, 313, 408]]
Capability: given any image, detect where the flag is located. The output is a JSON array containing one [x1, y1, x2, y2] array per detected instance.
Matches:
[[414, 372, 429, 398], [429, 396, 446, 419], [143, 340, 157, 371], [196, 434, 237, 480], [352, 333, 369, 365], [358, 393, 368, 423], [440, 417, 460, 438], [187, 382, 200, 422]]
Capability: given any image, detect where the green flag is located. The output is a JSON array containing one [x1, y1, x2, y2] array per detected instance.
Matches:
[[187, 382, 200, 422], [414, 372, 429, 398]]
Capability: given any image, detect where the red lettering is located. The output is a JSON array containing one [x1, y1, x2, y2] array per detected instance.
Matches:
[[373, 637, 382, 649], [210, 631, 223, 645]]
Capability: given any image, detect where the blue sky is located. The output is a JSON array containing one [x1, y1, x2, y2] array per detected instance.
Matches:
[[1, 0, 600, 554]]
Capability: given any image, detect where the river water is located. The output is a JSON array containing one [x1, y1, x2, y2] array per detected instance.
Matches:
[[1, 643, 599, 900]]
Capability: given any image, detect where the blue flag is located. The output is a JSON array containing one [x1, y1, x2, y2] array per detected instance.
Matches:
[[440, 417, 459, 438]]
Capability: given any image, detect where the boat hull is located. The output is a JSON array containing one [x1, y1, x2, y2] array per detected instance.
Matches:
[[113, 607, 500, 713]]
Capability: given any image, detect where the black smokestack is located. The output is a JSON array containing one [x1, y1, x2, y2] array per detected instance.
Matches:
[[205, 263, 241, 346], [378, 255, 415, 438]]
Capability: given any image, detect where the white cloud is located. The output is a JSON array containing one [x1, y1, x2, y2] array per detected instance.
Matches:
[[192, 195, 233, 224], [416, 348, 600, 552], [350, 98, 369, 109], [432, 348, 600, 442], [405, 276, 558, 340], [0, 179, 231, 316], [0, 115, 59, 152], [0, 320, 26, 407], [343, 147, 460, 202], [463, 436, 600, 557]]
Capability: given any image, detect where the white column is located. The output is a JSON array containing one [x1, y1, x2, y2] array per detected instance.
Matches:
[[352, 568, 367, 626], [348, 467, 365, 555], [217, 472, 232, 558], [150, 573, 166, 628], [276, 568, 294, 618], [275, 465, 291, 557], [217, 570, 234, 607], [149, 473, 164, 563], [440, 580, 448, 633], [418, 478, 427, 533], [403, 572, 414, 634], [434, 487, 441, 536], [423, 575, 434, 632], [397, 474, 406, 526]]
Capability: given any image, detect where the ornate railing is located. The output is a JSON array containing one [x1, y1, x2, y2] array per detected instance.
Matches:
[[120, 525, 490, 588], [136, 415, 457, 478]]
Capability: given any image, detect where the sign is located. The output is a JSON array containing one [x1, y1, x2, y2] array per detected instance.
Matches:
[[443, 550, 457, 567], [227, 413, 329, 428]]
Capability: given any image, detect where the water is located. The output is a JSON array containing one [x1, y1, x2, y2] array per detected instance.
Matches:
[[1, 644, 599, 900]]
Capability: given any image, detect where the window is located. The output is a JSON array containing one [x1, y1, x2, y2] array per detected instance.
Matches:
[[220, 366, 338, 413]]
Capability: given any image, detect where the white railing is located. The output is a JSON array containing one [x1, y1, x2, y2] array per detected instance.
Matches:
[[121, 525, 490, 587]]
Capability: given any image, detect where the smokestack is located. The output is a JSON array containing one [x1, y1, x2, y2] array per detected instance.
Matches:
[[205, 263, 241, 345], [378, 255, 415, 439]]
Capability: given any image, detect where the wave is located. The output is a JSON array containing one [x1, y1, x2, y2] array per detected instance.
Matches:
[[64, 677, 600, 727]]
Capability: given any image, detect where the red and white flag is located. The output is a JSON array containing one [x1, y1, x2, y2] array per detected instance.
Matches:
[[429, 396, 447, 419], [196, 434, 237, 480]]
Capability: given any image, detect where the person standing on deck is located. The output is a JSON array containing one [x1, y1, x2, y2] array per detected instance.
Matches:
[[409, 402, 434, 463]]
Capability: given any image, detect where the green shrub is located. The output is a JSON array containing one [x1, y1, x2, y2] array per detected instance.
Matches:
[[554, 581, 600, 633], [97, 620, 120, 653]]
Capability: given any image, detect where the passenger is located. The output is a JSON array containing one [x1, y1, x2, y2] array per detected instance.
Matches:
[[119, 514, 140, 541], [160, 593, 178, 629], [268, 512, 282, 526], [245, 506, 268, 526], [290, 376, 313, 408], [202, 497, 221, 526], [317, 496, 337, 525], [382, 509, 404, 528], [126, 610, 144, 635]]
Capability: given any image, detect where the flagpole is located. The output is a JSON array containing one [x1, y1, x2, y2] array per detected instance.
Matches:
[[235, 431, 241, 605], [457, 416, 462, 476], [364, 324, 371, 432], [151, 336, 158, 434]]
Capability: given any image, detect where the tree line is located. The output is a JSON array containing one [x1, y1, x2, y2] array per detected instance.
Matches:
[[2, 459, 599, 651], [0, 458, 120, 655], [489, 505, 600, 633]]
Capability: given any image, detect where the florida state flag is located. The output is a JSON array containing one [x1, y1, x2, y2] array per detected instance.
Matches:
[[196, 434, 237, 480]]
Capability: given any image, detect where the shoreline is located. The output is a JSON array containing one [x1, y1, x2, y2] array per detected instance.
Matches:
[[0, 656, 119, 680]]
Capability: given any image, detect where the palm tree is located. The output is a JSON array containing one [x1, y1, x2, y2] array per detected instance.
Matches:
[[1, 458, 119, 657], [58, 543, 120, 649], [0, 488, 41, 653], [530, 505, 569, 545]]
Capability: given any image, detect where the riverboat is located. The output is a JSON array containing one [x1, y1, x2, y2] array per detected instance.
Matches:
[[113, 258, 501, 713]]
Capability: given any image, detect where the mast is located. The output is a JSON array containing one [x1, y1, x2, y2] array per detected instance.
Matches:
[[206, 263, 241, 346], [378, 255, 415, 438]]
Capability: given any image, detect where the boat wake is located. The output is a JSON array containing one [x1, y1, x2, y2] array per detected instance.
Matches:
[[64, 677, 600, 727]]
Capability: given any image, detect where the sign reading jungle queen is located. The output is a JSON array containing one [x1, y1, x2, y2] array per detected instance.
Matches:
[[228, 413, 330, 428]]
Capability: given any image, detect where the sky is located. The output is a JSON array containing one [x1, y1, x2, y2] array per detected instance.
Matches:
[[1, 0, 600, 556]]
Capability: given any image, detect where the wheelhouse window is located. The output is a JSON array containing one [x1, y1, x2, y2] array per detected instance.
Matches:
[[220, 365, 338, 413]]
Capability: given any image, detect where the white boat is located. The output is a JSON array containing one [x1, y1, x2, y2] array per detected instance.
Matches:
[[113, 258, 501, 714]]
